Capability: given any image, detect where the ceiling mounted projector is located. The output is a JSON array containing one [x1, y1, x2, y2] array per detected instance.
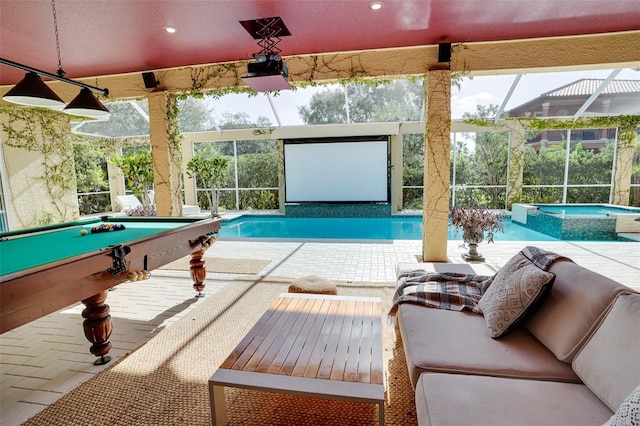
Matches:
[[240, 17, 291, 92]]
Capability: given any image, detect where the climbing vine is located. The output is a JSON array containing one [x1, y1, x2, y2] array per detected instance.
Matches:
[[463, 114, 640, 159], [177, 63, 254, 100], [1, 108, 76, 225], [450, 42, 470, 86], [506, 132, 526, 207], [165, 94, 184, 160], [465, 115, 640, 143], [290, 54, 370, 86]]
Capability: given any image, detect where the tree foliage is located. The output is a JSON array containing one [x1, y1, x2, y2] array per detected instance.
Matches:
[[186, 155, 229, 215], [299, 80, 423, 125], [77, 101, 150, 137], [109, 149, 154, 205], [521, 142, 615, 204], [298, 87, 347, 124], [192, 139, 280, 210], [178, 97, 214, 132], [451, 105, 510, 208], [219, 111, 272, 130], [73, 140, 110, 214], [74, 142, 108, 192], [402, 133, 424, 209]]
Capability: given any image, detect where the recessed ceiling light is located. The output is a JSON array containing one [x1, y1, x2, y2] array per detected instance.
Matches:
[[370, 1, 383, 10], [164, 26, 177, 34]]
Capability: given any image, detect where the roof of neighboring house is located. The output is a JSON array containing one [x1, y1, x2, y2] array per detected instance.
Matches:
[[507, 78, 640, 116], [542, 79, 640, 97]]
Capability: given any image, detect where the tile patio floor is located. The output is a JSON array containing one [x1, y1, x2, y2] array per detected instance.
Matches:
[[1, 238, 639, 425]]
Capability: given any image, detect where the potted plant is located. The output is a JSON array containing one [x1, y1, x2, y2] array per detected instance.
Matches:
[[110, 149, 156, 216], [186, 154, 230, 217], [449, 205, 505, 262]]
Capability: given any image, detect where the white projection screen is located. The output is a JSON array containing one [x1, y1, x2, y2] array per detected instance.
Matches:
[[284, 140, 389, 202]]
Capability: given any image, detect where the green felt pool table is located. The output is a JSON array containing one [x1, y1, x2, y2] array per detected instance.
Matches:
[[0, 215, 221, 364]]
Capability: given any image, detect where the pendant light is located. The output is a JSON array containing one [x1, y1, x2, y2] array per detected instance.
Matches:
[[64, 88, 110, 119], [2, 72, 65, 108], [1, 0, 110, 119]]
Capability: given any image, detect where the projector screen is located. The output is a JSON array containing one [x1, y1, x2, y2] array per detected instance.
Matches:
[[284, 140, 389, 203]]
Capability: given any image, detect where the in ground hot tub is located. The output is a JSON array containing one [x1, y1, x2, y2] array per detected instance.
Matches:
[[511, 204, 640, 240]]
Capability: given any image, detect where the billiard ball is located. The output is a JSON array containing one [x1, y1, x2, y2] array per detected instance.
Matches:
[[80, 229, 88, 236]]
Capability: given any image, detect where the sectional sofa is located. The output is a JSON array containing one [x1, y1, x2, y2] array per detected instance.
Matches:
[[394, 247, 640, 426]]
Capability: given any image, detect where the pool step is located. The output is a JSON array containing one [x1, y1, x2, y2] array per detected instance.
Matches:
[[618, 232, 640, 242]]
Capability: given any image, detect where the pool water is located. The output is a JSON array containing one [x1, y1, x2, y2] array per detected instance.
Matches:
[[218, 216, 557, 241]]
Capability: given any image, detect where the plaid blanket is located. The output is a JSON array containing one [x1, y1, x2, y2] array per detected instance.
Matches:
[[389, 246, 572, 316], [389, 271, 493, 316]]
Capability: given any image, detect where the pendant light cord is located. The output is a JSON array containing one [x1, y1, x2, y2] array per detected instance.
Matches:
[[51, 0, 66, 78], [0, 0, 109, 100]]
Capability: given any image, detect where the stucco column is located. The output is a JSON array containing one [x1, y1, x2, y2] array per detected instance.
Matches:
[[422, 68, 451, 262], [148, 92, 182, 216], [506, 120, 525, 209]]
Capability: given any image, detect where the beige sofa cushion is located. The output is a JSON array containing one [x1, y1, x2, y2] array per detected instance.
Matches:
[[525, 260, 629, 362], [478, 252, 555, 338], [396, 303, 578, 388], [416, 373, 613, 426], [572, 292, 640, 411]]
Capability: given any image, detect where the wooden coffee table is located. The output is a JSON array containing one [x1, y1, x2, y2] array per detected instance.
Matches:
[[208, 293, 384, 425]]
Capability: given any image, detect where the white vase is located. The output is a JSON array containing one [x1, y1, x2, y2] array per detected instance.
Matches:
[[462, 226, 484, 245], [462, 227, 485, 262]]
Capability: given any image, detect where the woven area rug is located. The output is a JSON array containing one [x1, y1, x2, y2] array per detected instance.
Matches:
[[159, 257, 271, 274], [24, 276, 417, 425]]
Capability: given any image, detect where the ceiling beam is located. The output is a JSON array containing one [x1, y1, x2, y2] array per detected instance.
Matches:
[[1, 30, 639, 106]]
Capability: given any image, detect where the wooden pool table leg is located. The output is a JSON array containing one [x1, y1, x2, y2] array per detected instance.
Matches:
[[81, 290, 113, 365], [190, 248, 207, 297]]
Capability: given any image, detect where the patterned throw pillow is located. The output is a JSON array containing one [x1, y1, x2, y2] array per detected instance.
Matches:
[[604, 384, 640, 426], [478, 253, 555, 338]]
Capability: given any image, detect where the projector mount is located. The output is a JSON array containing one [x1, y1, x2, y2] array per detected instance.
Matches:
[[240, 17, 291, 63], [239, 17, 292, 91]]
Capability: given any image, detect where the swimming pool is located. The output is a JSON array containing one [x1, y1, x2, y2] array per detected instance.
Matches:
[[218, 215, 557, 241]]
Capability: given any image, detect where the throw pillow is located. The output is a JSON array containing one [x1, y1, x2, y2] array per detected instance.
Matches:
[[478, 252, 555, 338], [603, 384, 640, 426]]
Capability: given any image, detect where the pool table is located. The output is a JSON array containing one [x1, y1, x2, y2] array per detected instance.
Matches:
[[0, 215, 221, 364]]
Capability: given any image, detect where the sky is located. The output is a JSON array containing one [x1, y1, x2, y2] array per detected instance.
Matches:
[[451, 68, 640, 119], [206, 67, 640, 126]]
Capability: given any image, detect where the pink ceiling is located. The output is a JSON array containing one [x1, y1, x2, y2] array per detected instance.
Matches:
[[1, 0, 639, 86]]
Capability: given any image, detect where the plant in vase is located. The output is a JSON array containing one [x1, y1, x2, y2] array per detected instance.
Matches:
[[110, 149, 156, 216], [449, 205, 506, 262], [186, 154, 230, 217]]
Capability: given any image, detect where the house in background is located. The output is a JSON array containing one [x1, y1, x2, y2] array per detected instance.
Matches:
[[508, 79, 640, 151]]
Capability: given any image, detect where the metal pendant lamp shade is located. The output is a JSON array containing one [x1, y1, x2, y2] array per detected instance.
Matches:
[[2, 72, 66, 108], [63, 88, 111, 119]]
